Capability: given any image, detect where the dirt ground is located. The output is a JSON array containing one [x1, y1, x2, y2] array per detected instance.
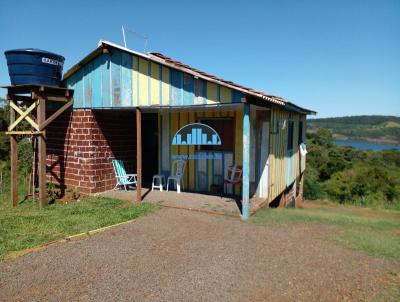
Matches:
[[0, 207, 399, 302], [99, 188, 260, 216]]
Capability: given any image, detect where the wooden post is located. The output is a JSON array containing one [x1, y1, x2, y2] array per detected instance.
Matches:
[[242, 103, 250, 220], [296, 172, 305, 207], [9, 104, 18, 207], [37, 97, 47, 208], [136, 108, 142, 204]]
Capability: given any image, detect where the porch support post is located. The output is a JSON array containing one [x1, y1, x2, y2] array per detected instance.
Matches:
[[37, 97, 47, 208], [242, 103, 250, 220], [9, 101, 18, 207], [135, 108, 142, 204]]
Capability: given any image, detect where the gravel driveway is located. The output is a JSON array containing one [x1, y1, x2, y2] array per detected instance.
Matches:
[[0, 208, 399, 301]]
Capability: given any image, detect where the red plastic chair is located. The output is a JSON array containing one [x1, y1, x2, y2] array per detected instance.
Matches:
[[223, 165, 242, 195]]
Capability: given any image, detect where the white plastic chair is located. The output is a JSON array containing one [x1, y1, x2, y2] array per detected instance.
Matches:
[[167, 160, 186, 193]]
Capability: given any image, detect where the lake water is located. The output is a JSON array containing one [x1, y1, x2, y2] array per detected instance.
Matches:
[[334, 140, 400, 151]]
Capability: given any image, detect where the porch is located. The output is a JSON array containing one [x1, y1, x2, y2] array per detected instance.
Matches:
[[135, 102, 271, 219], [98, 188, 264, 217]]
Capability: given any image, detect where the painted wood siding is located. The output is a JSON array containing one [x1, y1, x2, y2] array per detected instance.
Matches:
[[159, 109, 242, 193], [66, 50, 245, 108], [268, 106, 306, 201]]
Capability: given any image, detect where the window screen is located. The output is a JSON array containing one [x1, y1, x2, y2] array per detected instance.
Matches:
[[287, 120, 294, 151]]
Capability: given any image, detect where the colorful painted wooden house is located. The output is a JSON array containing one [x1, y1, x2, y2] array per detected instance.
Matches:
[[46, 40, 315, 219]]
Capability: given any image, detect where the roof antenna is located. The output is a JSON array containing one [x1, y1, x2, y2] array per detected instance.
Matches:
[[121, 25, 148, 53]]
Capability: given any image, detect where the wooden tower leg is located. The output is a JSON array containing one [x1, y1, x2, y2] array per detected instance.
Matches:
[[10, 135, 18, 207], [37, 98, 47, 208], [9, 105, 18, 207], [135, 108, 142, 204]]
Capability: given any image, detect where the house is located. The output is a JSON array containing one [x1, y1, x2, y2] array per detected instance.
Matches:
[[46, 40, 315, 219]]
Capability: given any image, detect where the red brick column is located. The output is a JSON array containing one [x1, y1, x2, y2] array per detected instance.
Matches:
[[46, 109, 136, 194]]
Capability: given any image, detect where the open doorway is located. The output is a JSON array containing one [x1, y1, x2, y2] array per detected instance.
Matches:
[[255, 111, 270, 198], [142, 113, 159, 186]]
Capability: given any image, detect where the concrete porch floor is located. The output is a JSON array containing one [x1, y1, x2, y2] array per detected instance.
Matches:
[[98, 188, 264, 217]]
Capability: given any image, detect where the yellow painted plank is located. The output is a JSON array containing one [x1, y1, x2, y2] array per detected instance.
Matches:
[[132, 55, 138, 106], [220, 86, 232, 103], [170, 111, 179, 163], [234, 108, 243, 166], [138, 58, 149, 105], [188, 111, 195, 190], [161, 65, 170, 105], [206, 82, 218, 104], [234, 108, 243, 195], [151, 62, 160, 105]]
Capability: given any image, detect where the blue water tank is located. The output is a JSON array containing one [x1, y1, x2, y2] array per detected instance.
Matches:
[[4, 48, 65, 87]]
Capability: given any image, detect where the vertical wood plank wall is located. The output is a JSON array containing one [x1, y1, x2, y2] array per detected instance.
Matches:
[[268, 105, 306, 202], [66, 50, 245, 108], [159, 108, 242, 193], [65, 48, 309, 202]]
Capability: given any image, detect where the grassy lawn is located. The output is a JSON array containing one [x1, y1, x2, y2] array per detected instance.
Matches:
[[251, 202, 400, 262], [0, 195, 157, 259]]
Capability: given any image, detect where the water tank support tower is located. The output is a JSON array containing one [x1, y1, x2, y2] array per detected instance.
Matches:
[[3, 84, 74, 208]]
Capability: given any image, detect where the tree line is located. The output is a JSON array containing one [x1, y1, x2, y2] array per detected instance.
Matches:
[[308, 115, 400, 143], [305, 128, 400, 209]]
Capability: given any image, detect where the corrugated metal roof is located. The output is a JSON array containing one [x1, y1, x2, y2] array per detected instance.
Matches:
[[63, 40, 316, 114]]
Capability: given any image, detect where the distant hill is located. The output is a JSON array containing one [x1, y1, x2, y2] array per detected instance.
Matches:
[[307, 115, 400, 144]]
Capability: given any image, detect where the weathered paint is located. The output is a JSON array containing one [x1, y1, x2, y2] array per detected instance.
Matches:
[[242, 103, 250, 220], [183, 73, 194, 106], [170, 69, 183, 105], [234, 108, 243, 195], [220, 86, 231, 103], [65, 48, 308, 206], [194, 78, 206, 104], [132, 56, 139, 106], [160, 112, 170, 177], [159, 109, 239, 192], [66, 49, 243, 108], [161, 65, 170, 105], [138, 57, 149, 106], [256, 121, 270, 198], [188, 111, 196, 189], [101, 54, 111, 107], [121, 52, 133, 106], [110, 50, 122, 106], [206, 82, 218, 104], [268, 106, 305, 202], [92, 55, 102, 107], [150, 61, 160, 105]]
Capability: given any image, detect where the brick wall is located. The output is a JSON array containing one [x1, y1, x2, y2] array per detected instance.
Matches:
[[46, 109, 136, 194]]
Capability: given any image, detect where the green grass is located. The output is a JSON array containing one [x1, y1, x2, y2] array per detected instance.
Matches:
[[0, 195, 158, 259], [251, 203, 400, 261], [371, 285, 400, 302]]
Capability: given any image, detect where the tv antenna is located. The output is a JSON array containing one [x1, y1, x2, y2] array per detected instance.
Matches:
[[122, 25, 148, 53]]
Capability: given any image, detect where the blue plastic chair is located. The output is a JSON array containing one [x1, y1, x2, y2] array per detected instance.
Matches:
[[112, 160, 137, 191]]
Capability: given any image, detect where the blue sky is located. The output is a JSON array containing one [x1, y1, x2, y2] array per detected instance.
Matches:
[[0, 0, 399, 117]]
